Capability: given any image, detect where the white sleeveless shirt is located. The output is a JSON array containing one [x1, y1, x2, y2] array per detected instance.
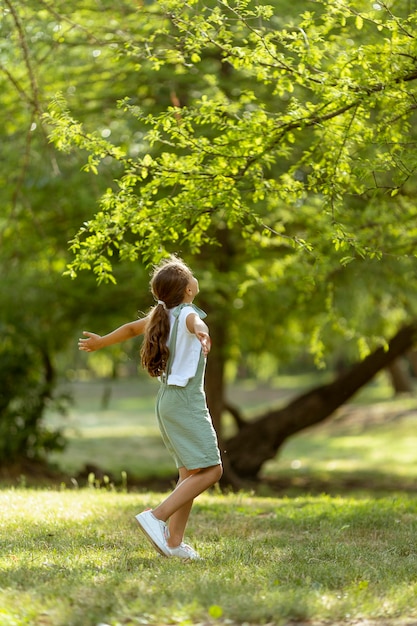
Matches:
[[166, 305, 205, 387]]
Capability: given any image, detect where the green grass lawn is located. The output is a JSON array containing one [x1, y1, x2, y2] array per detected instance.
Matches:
[[1, 488, 417, 626]]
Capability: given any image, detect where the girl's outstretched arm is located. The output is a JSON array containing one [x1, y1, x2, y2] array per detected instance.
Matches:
[[186, 313, 211, 356], [78, 317, 149, 352]]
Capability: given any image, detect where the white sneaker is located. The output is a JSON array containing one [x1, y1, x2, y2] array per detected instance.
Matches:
[[167, 542, 202, 561], [135, 510, 170, 557]]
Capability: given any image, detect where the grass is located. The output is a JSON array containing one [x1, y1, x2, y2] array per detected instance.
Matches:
[[1, 488, 417, 625], [2, 373, 417, 625]]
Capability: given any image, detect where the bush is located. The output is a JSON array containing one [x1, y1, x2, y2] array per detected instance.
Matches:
[[0, 325, 68, 463]]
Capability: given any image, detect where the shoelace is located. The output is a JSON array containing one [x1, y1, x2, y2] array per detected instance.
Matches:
[[178, 543, 195, 554], [174, 543, 200, 559], [163, 526, 200, 558]]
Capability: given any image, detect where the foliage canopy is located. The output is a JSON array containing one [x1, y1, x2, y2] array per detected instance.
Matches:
[[45, 0, 417, 277], [42, 0, 417, 363]]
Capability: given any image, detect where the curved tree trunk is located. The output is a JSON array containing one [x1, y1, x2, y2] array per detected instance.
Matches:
[[224, 323, 417, 480]]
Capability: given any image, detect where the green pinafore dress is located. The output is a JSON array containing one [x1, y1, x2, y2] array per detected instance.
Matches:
[[155, 303, 221, 471]]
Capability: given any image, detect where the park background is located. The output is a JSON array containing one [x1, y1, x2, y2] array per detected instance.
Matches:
[[2, 0, 417, 624]]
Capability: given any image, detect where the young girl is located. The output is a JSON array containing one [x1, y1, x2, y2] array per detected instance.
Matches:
[[78, 256, 223, 560]]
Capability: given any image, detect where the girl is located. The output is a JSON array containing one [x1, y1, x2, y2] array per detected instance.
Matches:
[[78, 256, 223, 560]]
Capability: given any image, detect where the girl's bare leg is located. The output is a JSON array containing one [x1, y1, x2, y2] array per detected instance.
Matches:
[[165, 468, 195, 548], [152, 464, 222, 546]]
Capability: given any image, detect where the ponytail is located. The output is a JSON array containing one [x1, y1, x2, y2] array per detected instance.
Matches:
[[140, 256, 192, 377], [140, 304, 170, 377]]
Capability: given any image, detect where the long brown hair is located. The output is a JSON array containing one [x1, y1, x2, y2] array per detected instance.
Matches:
[[140, 256, 193, 377]]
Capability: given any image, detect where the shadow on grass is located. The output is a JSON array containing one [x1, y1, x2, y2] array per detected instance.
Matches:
[[260, 469, 417, 497]]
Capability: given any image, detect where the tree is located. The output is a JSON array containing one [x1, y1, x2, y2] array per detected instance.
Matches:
[[47, 0, 417, 361], [49, 0, 417, 428], [3, 0, 417, 476], [54, 0, 417, 280]]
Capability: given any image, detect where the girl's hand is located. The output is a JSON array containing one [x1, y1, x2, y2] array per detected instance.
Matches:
[[196, 331, 211, 356], [78, 331, 102, 352]]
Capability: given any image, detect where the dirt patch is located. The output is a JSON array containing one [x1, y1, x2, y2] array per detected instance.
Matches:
[[0, 459, 69, 486]]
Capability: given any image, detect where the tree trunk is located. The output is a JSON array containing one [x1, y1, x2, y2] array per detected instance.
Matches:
[[224, 323, 417, 480], [205, 317, 226, 440], [198, 229, 246, 488], [407, 349, 417, 378], [205, 310, 245, 488], [387, 358, 413, 393]]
